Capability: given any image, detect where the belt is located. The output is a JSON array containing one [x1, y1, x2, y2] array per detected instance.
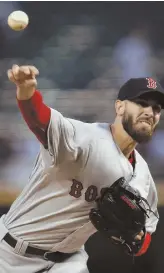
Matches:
[[3, 233, 74, 262]]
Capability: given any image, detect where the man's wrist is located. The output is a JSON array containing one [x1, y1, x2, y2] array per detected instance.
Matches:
[[16, 87, 35, 100]]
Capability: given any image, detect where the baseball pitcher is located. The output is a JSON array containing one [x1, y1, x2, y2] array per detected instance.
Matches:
[[0, 65, 162, 273]]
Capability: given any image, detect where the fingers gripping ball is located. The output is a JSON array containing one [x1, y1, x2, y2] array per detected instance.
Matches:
[[8, 11, 29, 31]]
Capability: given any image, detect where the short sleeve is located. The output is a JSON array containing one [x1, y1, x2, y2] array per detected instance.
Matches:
[[46, 108, 80, 164]]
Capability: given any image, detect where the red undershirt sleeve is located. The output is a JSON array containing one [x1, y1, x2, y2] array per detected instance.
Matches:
[[17, 90, 51, 148], [135, 232, 151, 256]]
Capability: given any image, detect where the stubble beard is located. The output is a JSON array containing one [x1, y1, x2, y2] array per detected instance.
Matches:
[[122, 113, 156, 144]]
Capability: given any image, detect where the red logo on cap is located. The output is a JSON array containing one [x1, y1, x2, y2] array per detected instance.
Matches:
[[146, 78, 157, 89]]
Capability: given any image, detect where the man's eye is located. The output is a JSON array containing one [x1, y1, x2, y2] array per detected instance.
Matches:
[[153, 105, 161, 113], [139, 101, 149, 107], [135, 100, 149, 107]]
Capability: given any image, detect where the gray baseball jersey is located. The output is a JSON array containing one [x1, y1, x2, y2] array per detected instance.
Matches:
[[3, 109, 159, 253]]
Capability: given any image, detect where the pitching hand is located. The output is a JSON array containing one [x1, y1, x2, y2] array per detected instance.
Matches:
[[7, 64, 39, 100]]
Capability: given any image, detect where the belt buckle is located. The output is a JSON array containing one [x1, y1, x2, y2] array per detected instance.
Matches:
[[43, 252, 50, 260]]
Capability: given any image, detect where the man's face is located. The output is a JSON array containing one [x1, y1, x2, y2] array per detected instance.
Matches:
[[122, 98, 161, 143]]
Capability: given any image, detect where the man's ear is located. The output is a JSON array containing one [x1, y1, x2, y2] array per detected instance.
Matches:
[[115, 100, 126, 116]]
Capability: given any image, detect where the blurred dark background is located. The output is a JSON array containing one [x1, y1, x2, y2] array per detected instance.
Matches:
[[0, 2, 164, 273]]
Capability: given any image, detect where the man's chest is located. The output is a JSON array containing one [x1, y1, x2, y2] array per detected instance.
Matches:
[[73, 140, 150, 202]]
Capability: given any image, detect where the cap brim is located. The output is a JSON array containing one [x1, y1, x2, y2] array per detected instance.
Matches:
[[131, 90, 164, 109]]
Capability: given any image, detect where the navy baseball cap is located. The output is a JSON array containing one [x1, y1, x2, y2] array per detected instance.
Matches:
[[117, 77, 164, 108]]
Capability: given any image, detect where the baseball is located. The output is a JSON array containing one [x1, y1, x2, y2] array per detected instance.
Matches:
[[8, 10, 29, 31]]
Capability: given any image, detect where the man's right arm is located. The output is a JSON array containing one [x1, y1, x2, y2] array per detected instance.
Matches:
[[8, 65, 79, 164], [8, 65, 51, 148]]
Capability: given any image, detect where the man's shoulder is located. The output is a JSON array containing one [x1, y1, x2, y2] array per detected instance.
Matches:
[[50, 109, 110, 137], [68, 119, 110, 136]]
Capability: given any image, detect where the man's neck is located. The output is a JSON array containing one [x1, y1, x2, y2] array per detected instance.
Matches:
[[110, 123, 137, 158]]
